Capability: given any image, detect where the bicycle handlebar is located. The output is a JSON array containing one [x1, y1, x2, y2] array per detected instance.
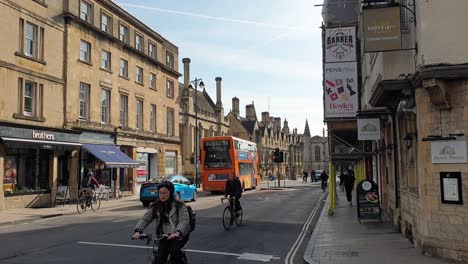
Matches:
[[134, 233, 183, 241], [221, 197, 234, 203]]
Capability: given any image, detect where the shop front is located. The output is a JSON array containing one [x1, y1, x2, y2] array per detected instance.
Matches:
[[79, 132, 138, 196], [0, 125, 81, 210], [133, 147, 158, 194]]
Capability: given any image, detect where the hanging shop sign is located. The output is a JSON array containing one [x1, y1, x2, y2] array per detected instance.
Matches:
[[324, 62, 358, 119], [440, 172, 463, 205], [357, 118, 381, 140], [325, 26, 356, 62], [431, 140, 467, 164], [363, 6, 401, 52]]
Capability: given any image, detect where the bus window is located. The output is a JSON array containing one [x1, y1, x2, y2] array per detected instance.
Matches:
[[238, 163, 253, 176], [204, 140, 232, 168]]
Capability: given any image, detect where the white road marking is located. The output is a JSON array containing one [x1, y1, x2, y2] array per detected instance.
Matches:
[[112, 219, 129, 223], [284, 191, 326, 264], [77, 241, 280, 261]]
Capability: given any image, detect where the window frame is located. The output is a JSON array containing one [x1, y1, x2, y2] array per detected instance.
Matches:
[[101, 89, 111, 124], [79, 0, 93, 24], [166, 79, 174, 98], [148, 42, 157, 59], [120, 94, 128, 128], [24, 22, 37, 58], [136, 99, 144, 130], [150, 104, 156, 132], [119, 58, 128, 78], [136, 66, 143, 84], [149, 72, 156, 89], [101, 50, 111, 71], [79, 82, 90, 120], [135, 32, 143, 52], [100, 11, 112, 34], [166, 51, 174, 68], [23, 81, 36, 116], [167, 108, 174, 136], [79, 40, 91, 63], [118, 22, 129, 43]]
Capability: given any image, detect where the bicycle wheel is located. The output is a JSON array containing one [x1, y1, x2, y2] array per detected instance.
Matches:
[[235, 208, 243, 226], [76, 192, 87, 214], [91, 194, 101, 211], [222, 206, 233, 230]]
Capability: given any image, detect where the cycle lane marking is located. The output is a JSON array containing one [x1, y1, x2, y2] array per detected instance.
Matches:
[[77, 241, 280, 261]]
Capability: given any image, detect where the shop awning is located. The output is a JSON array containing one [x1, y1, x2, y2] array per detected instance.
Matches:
[[82, 144, 138, 168], [1, 137, 81, 150]]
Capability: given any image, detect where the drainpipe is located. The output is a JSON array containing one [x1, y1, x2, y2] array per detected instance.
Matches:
[[392, 112, 400, 208]]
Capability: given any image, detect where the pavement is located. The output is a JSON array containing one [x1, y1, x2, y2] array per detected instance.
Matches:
[[303, 190, 454, 264], [0, 196, 141, 226]]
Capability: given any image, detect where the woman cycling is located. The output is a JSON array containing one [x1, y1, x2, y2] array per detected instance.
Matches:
[[132, 181, 191, 263]]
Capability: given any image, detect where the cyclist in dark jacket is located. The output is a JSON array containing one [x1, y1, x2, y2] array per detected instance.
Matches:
[[225, 173, 243, 212]]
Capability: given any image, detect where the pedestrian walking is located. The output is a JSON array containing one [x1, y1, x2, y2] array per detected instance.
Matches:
[[310, 170, 316, 183], [302, 171, 308, 183], [343, 169, 356, 206]]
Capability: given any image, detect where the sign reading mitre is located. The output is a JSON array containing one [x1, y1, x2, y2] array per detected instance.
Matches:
[[325, 26, 356, 62]]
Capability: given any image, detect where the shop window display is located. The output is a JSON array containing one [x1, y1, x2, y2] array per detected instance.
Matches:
[[3, 148, 51, 196]]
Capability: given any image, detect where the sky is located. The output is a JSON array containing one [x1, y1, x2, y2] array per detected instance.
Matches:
[[115, 0, 326, 136]]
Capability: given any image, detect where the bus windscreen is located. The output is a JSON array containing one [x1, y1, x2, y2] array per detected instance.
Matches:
[[203, 140, 232, 168]]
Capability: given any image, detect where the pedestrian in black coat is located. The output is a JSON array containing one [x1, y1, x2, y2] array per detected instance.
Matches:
[[344, 169, 356, 205]]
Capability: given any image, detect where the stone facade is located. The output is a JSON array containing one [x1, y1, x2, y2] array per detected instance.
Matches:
[[358, 1, 468, 261], [179, 58, 229, 183], [0, 0, 181, 209]]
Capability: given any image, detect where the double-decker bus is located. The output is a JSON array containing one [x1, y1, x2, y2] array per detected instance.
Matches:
[[201, 136, 260, 193]]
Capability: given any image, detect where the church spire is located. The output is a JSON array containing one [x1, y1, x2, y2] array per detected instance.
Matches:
[[304, 119, 311, 137]]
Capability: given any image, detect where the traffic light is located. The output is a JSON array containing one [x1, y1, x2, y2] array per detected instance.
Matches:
[[273, 148, 280, 163], [279, 151, 284, 163]]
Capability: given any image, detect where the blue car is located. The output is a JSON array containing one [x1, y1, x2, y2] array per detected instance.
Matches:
[[140, 175, 198, 207]]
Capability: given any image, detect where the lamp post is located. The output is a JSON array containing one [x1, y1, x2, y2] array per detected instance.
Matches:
[[189, 78, 205, 187]]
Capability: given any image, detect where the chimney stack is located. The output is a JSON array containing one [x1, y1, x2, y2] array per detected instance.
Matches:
[[232, 97, 239, 116], [215, 77, 222, 104], [182, 58, 191, 88]]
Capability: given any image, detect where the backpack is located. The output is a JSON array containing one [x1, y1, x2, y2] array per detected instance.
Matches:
[[177, 202, 196, 233]]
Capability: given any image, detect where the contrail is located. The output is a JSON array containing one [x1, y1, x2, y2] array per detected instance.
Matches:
[[116, 2, 311, 32]]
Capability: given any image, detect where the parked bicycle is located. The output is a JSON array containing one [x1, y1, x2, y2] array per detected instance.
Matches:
[[76, 188, 101, 214], [134, 233, 187, 264], [221, 197, 243, 230]]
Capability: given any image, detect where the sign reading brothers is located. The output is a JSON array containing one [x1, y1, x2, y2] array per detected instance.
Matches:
[[325, 26, 356, 63]]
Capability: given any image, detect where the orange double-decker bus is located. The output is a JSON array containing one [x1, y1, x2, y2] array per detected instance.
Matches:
[[201, 136, 260, 193]]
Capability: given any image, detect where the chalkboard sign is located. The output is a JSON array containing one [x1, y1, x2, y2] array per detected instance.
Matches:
[[55, 185, 70, 206], [356, 180, 382, 223]]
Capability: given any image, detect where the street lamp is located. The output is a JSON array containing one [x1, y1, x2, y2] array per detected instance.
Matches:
[[189, 78, 205, 187]]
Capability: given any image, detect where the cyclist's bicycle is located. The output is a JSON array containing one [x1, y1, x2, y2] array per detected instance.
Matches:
[[135, 233, 187, 264], [321, 180, 328, 192], [221, 197, 243, 230], [76, 188, 101, 214]]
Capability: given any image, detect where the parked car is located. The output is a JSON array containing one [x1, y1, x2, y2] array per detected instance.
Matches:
[[139, 175, 197, 207], [314, 170, 324, 181]]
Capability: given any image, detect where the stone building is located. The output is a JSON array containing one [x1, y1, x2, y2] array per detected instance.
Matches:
[[179, 58, 229, 183], [226, 99, 298, 178], [0, 0, 77, 210], [0, 0, 182, 209], [322, 0, 468, 261], [358, 1, 468, 261], [63, 0, 181, 196], [301, 120, 329, 173]]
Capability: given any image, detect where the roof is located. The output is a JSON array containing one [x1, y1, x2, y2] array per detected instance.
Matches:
[[304, 119, 311, 137], [241, 120, 257, 134], [196, 89, 216, 114]]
